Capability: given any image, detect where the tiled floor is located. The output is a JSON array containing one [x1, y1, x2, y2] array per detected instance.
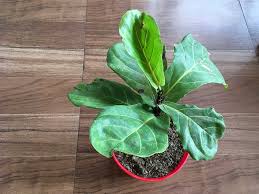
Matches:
[[0, 0, 258, 193]]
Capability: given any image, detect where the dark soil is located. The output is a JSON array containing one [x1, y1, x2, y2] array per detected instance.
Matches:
[[114, 123, 184, 178]]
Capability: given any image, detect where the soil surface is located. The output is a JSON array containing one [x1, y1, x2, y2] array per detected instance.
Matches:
[[115, 123, 185, 178]]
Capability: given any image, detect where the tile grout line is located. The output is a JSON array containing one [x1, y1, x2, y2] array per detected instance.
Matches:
[[73, 1, 88, 193], [237, 0, 256, 49], [0, 45, 85, 51], [0, 46, 253, 52], [0, 113, 79, 116], [0, 155, 76, 158]]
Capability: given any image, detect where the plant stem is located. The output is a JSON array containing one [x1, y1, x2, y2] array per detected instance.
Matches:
[[153, 88, 165, 117]]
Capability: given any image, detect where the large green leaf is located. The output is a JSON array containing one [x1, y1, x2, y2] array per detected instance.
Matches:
[[107, 42, 155, 106], [159, 102, 225, 160], [119, 10, 165, 89], [90, 105, 170, 158], [164, 34, 227, 102], [68, 79, 141, 109]]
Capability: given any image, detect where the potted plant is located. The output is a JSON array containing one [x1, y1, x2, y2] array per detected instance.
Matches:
[[68, 10, 227, 182]]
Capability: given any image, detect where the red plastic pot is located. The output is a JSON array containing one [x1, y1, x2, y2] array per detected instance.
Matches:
[[112, 151, 189, 182]]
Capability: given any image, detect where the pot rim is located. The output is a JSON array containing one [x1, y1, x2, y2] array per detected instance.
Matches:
[[112, 151, 189, 182]]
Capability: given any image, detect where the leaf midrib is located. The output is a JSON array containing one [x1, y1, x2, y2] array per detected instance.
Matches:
[[164, 104, 214, 157], [161, 104, 214, 138], [74, 92, 129, 105], [164, 62, 198, 96], [164, 38, 213, 96], [114, 115, 157, 153]]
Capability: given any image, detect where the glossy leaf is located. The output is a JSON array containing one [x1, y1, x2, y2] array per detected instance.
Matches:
[[119, 10, 165, 89], [164, 34, 227, 102], [107, 42, 155, 106], [90, 105, 170, 158], [159, 102, 225, 160], [68, 79, 141, 109]]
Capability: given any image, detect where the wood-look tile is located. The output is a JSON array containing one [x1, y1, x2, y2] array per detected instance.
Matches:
[[0, 156, 75, 194], [84, 0, 129, 49], [0, 47, 83, 78], [22, 21, 85, 49], [0, 46, 83, 113], [15, 0, 87, 22], [74, 153, 259, 194], [85, 0, 253, 50], [0, 21, 85, 49], [83, 48, 123, 82], [0, 0, 257, 193], [0, 0, 16, 20], [218, 113, 259, 155], [0, 0, 86, 48], [77, 113, 259, 155], [158, 0, 253, 50], [0, 78, 80, 114], [77, 112, 96, 153], [240, 0, 259, 48], [0, 114, 79, 157]]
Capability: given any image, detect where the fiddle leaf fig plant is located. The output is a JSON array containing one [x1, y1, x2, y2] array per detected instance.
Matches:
[[68, 10, 227, 161]]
